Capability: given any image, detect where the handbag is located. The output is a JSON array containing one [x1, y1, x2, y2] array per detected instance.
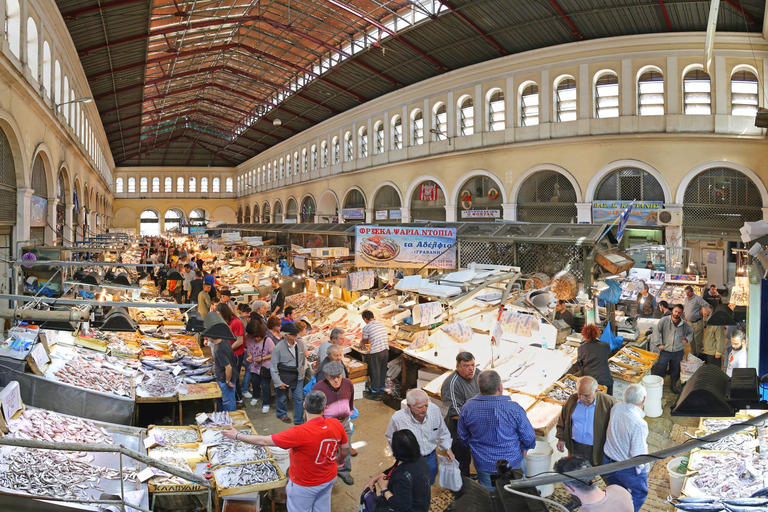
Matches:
[[277, 343, 300, 387]]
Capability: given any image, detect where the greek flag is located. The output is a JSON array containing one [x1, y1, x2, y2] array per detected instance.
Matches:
[[616, 201, 635, 242]]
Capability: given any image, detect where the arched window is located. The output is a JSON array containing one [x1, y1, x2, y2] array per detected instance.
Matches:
[[594, 72, 619, 118], [301, 196, 316, 222], [27, 18, 39, 81], [374, 122, 384, 154], [731, 70, 759, 116], [411, 110, 424, 145], [286, 198, 298, 222], [279, 158, 284, 179], [201, 177, 208, 193], [391, 116, 403, 150], [6, 0, 21, 58], [127, 177, 135, 193], [332, 137, 340, 164], [140, 177, 147, 193], [253, 203, 260, 222], [176, 176, 184, 193], [225, 177, 233, 193], [244, 205, 251, 223], [62, 76, 69, 119], [293, 151, 299, 174], [164, 208, 183, 232], [458, 97, 474, 136], [373, 185, 402, 223], [140, 210, 160, 236], [516, 171, 577, 223], [344, 132, 353, 161], [190, 208, 208, 226], [456, 175, 502, 221], [520, 83, 539, 126], [263, 167, 268, 184], [433, 103, 447, 140], [54, 60, 61, 105], [359, 127, 368, 158], [285, 154, 291, 177], [488, 90, 505, 131], [152, 177, 160, 193], [638, 69, 664, 116], [311, 145, 317, 170], [321, 141, 328, 167], [266, 166, 271, 183], [256, 170, 261, 187], [683, 167, 763, 232], [684, 69, 711, 115], [115, 178, 124, 194], [302, 148, 308, 172], [236, 206, 243, 224], [595, 168, 664, 202], [164, 177, 172, 192], [410, 180, 446, 221], [273, 200, 283, 223], [42, 41, 51, 97], [189, 177, 196, 193], [343, 189, 366, 222], [556, 77, 577, 122]]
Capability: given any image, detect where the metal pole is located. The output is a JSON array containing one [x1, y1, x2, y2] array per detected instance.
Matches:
[[0, 492, 154, 512], [0, 308, 91, 322]]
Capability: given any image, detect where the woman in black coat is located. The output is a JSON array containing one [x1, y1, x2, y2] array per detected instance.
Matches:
[[363, 430, 432, 512], [577, 324, 614, 395]]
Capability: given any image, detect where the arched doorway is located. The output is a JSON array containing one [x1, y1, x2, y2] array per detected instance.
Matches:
[[373, 184, 402, 223], [140, 209, 160, 236], [456, 174, 503, 221], [0, 129, 18, 228], [253, 203, 260, 223], [236, 206, 243, 224], [342, 188, 366, 223], [301, 196, 315, 223], [190, 208, 208, 226], [317, 191, 338, 223], [164, 208, 184, 233], [30, 154, 48, 243], [286, 198, 298, 223], [517, 170, 577, 223], [262, 202, 271, 223], [273, 200, 283, 223], [244, 205, 251, 224], [410, 180, 446, 222], [56, 170, 67, 244]]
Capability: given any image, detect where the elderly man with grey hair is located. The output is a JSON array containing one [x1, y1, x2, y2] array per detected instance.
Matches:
[[601, 384, 650, 512], [222, 390, 349, 512], [385, 388, 454, 485], [316, 328, 344, 367], [315, 344, 349, 382]]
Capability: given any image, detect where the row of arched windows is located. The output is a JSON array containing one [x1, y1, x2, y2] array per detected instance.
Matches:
[[238, 64, 760, 193], [3, 0, 109, 179], [115, 176, 233, 195]]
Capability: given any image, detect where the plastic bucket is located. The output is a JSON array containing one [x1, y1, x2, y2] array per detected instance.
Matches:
[[271, 446, 290, 475], [525, 441, 554, 497], [667, 456, 689, 498], [642, 375, 664, 418]]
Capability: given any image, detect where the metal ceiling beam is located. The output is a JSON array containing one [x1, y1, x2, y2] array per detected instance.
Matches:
[[61, 0, 147, 19], [722, 0, 756, 25], [435, 0, 507, 55], [658, 0, 673, 31], [100, 83, 211, 115], [546, 0, 584, 41], [323, 0, 449, 71], [104, 97, 255, 130]]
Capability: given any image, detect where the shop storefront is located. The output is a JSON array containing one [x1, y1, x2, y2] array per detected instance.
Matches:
[[410, 180, 446, 221], [456, 175, 502, 221]]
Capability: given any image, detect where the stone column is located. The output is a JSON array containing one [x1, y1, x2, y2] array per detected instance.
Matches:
[[365, 209, 372, 224], [46, 198, 59, 244], [399, 207, 410, 223], [575, 202, 593, 223], [64, 203, 73, 245], [16, 188, 34, 242], [502, 203, 517, 221], [444, 204, 457, 222]]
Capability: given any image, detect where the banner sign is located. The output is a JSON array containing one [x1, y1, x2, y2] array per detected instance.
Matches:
[[30, 196, 47, 227], [341, 208, 365, 220], [189, 226, 206, 235], [389, 209, 402, 220], [460, 209, 500, 219], [592, 201, 662, 226], [420, 183, 438, 201], [375, 210, 388, 220], [355, 226, 456, 269]]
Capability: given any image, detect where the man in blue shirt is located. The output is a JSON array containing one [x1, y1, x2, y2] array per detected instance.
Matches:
[[457, 370, 536, 490], [281, 306, 296, 327]]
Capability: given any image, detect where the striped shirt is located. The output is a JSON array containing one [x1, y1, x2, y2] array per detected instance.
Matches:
[[385, 403, 452, 456], [603, 401, 650, 473], [362, 319, 388, 354]]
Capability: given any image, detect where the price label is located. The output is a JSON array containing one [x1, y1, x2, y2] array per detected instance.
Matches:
[[138, 467, 168, 482], [172, 365, 183, 376], [195, 412, 208, 424], [0, 381, 23, 423], [143, 434, 158, 449]]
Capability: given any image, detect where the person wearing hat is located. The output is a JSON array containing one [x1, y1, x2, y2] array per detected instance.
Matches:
[[270, 322, 307, 424], [197, 277, 213, 316], [312, 361, 356, 485], [220, 288, 238, 315]]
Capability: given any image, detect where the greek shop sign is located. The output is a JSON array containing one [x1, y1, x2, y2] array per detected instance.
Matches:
[[592, 201, 662, 226], [354, 226, 457, 269]]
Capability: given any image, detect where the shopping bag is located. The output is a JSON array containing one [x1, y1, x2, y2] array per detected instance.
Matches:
[[302, 375, 316, 395], [438, 455, 462, 492]]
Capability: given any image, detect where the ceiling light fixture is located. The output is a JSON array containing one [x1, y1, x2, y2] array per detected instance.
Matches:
[[273, 119, 282, 127]]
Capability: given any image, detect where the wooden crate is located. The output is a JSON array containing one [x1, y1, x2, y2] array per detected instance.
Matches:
[[595, 248, 635, 275], [147, 425, 201, 447], [180, 382, 221, 401]]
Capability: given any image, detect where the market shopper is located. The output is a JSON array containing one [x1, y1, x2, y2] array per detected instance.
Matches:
[[554, 300, 576, 331], [441, 351, 479, 477], [556, 376, 617, 467], [458, 370, 536, 490], [683, 285, 711, 357], [271, 322, 307, 425], [244, 317, 273, 413], [361, 310, 389, 401], [217, 303, 246, 405], [282, 306, 296, 326], [316, 344, 348, 382], [270, 277, 286, 316], [385, 389, 453, 485], [554, 456, 634, 512], [602, 384, 650, 512], [726, 329, 747, 377], [187, 270, 204, 304], [312, 361, 355, 485], [197, 277, 213, 316], [364, 429, 432, 512], [250, 299, 269, 325], [701, 320, 726, 367], [220, 288, 238, 315], [702, 284, 723, 308], [651, 304, 693, 394], [653, 300, 671, 319], [637, 284, 656, 318], [181, 263, 194, 303], [211, 336, 237, 412], [222, 390, 349, 512], [316, 327, 343, 367], [577, 325, 614, 395]]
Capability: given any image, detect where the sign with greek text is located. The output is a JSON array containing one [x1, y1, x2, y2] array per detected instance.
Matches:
[[460, 209, 500, 219], [592, 201, 662, 226], [341, 208, 365, 220], [354, 226, 457, 269]]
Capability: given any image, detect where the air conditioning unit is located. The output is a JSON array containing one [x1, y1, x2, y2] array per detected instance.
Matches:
[[658, 209, 682, 226]]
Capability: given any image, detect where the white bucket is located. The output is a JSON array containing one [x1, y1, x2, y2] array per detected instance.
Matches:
[[271, 446, 290, 475], [666, 456, 689, 498], [525, 440, 554, 497], [642, 375, 664, 418]]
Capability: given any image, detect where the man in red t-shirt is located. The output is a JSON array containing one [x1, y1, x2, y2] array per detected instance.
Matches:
[[223, 390, 349, 512]]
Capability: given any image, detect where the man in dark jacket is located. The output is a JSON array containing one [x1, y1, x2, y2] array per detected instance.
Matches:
[[556, 376, 617, 466]]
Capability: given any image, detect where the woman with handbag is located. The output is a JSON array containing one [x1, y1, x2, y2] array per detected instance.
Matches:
[[363, 429, 431, 512], [244, 317, 274, 413], [217, 303, 246, 405], [269, 322, 307, 425]]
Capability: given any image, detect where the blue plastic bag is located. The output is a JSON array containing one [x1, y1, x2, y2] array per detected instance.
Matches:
[[350, 406, 359, 420], [303, 375, 316, 395], [600, 322, 624, 350], [600, 280, 623, 305]]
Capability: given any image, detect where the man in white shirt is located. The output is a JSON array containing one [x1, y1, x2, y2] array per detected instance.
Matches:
[[726, 330, 747, 377], [385, 389, 454, 485], [601, 384, 650, 512], [361, 310, 389, 401]]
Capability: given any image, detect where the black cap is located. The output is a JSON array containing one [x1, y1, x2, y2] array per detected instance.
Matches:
[[281, 322, 300, 335]]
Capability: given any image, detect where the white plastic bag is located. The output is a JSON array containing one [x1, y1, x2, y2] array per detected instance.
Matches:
[[438, 455, 462, 492]]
